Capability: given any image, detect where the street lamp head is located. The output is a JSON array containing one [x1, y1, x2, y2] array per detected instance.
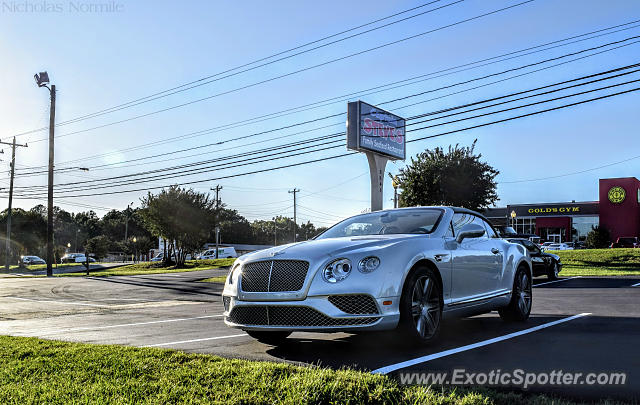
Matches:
[[34, 72, 50, 87], [67, 242, 71, 248], [132, 237, 137, 243]]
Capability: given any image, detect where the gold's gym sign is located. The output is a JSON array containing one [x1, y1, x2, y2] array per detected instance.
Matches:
[[527, 207, 580, 214], [608, 186, 626, 204]]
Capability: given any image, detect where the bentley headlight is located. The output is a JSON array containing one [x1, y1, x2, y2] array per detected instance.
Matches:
[[323, 258, 352, 283], [358, 256, 380, 273]]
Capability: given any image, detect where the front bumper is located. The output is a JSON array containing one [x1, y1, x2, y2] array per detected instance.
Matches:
[[223, 294, 400, 332]]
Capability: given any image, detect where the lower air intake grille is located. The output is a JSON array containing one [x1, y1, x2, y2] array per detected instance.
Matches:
[[228, 306, 380, 327], [328, 295, 379, 315]]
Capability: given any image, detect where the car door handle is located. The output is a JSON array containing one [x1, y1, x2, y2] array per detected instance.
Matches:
[[491, 248, 501, 254]]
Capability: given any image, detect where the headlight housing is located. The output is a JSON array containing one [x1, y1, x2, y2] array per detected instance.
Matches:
[[322, 258, 352, 283], [358, 256, 380, 273], [227, 263, 241, 284]]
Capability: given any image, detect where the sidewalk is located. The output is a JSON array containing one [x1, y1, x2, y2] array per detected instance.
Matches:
[[0, 262, 131, 277]]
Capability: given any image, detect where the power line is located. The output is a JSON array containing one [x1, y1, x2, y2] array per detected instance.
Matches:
[[15, 66, 638, 193], [19, 1, 532, 143], [12, 1, 451, 135], [21, 19, 640, 171], [9, 83, 639, 200], [16, 34, 639, 182]]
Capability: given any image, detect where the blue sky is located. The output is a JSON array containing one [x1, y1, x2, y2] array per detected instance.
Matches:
[[1, 0, 639, 228]]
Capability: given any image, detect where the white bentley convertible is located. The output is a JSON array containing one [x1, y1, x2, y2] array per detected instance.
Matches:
[[223, 207, 532, 345]]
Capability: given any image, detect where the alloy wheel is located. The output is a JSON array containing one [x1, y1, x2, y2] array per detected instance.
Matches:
[[411, 275, 441, 339], [516, 271, 532, 315]]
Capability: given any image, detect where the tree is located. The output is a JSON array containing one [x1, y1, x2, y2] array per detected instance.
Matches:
[[0, 208, 47, 265], [85, 235, 111, 260], [395, 140, 499, 211], [585, 225, 610, 249], [140, 186, 216, 267]]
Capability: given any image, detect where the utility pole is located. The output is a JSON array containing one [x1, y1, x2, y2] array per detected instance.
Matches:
[[2, 137, 27, 271], [288, 188, 300, 242], [124, 201, 133, 241], [211, 185, 223, 258]]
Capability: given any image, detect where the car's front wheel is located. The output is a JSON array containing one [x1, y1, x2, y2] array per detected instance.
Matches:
[[499, 266, 532, 322], [398, 266, 442, 344], [245, 330, 291, 345]]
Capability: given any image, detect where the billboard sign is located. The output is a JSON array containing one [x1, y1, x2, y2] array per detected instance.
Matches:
[[347, 101, 406, 160]]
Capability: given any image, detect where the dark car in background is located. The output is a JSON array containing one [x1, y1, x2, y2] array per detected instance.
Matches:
[[611, 237, 640, 248], [508, 238, 562, 280], [20, 255, 46, 265], [496, 226, 539, 241]]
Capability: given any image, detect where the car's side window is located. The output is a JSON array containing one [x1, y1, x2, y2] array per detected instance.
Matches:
[[451, 213, 472, 235], [445, 221, 454, 238], [482, 219, 498, 238]]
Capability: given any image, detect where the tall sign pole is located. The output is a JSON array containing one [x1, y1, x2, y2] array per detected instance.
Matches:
[[347, 101, 406, 212], [2, 137, 28, 271]]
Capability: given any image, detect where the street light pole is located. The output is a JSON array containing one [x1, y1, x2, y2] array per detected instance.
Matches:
[[34, 72, 55, 277]]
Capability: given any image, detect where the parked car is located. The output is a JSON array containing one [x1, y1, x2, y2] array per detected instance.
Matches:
[[20, 255, 46, 265], [61, 253, 84, 263], [150, 252, 192, 262], [197, 247, 237, 259], [508, 239, 562, 279], [610, 237, 640, 248], [223, 207, 532, 346], [495, 226, 538, 241], [543, 243, 574, 251]]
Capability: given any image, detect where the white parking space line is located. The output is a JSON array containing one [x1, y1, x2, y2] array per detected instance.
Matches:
[[4, 296, 105, 307], [372, 313, 591, 375], [145, 333, 247, 347], [41, 315, 225, 335], [534, 276, 581, 287], [631, 282, 640, 287]]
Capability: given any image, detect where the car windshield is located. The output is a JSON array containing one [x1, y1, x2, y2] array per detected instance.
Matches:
[[316, 209, 442, 239]]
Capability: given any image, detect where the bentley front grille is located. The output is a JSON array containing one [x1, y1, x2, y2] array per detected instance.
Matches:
[[228, 306, 380, 327], [241, 260, 309, 292], [328, 294, 379, 315]]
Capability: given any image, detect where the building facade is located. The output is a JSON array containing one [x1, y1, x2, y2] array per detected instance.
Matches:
[[485, 177, 640, 243]]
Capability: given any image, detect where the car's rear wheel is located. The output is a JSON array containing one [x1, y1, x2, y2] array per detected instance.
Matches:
[[547, 261, 559, 280], [499, 266, 532, 322], [398, 266, 442, 344], [245, 330, 291, 345]]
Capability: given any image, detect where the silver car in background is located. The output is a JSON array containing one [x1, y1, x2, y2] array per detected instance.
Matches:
[[223, 207, 532, 345]]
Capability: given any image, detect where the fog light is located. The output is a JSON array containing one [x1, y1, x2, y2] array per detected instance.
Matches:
[[358, 256, 380, 273], [323, 258, 352, 283]]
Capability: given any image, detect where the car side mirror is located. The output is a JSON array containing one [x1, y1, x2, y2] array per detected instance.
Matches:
[[456, 223, 486, 243]]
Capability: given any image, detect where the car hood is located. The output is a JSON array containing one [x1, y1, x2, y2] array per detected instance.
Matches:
[[239, 234, 427, 263], [542, 252, 561, 261]]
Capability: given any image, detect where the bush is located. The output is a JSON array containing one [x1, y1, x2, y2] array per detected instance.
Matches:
[[585, 225, 610, 249]]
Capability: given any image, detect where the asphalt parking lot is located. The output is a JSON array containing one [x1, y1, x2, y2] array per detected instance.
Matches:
[[0, 270, 638, 401]]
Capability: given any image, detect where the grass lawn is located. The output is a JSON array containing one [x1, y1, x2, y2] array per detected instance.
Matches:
[[49, 258, 235, 277], [552, 248, 640, 276], [200, 275, 228, 283], [0, 335, 598, 405]]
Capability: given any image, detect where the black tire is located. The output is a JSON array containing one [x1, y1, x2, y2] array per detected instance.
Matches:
[[397, 265, 442, 345], [547, 261, 559, 280], [499, 266, 532, 322], [245, 330, 291, 345]]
